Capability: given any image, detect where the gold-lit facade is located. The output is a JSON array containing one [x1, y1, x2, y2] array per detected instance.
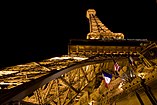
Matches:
[[0, 9, 157, 105]]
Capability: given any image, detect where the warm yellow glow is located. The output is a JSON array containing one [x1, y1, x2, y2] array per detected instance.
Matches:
[[73, 57, 88, 60], [0, 71, 19, 76], [88, 100, 95, 105], [49, 57, 71, 60], [49, 56, 88, 61], [118, 82, 124, 91], [86, 65, 90, 71], [137, 73, 147, 79], [0, 82, 22, 85]]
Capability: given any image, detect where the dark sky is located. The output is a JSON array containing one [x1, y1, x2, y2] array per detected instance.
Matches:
[[0, 0, 157, 68]]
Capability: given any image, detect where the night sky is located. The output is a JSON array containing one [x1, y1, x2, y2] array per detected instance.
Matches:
[[0, 0, 157, 69]]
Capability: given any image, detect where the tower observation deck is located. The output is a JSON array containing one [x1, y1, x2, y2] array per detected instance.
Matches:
[[0, 9, 157, 105]]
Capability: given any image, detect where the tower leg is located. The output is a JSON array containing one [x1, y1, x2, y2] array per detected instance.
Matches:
[[141, 78, 157, 105], [135, 91, 144, 105]]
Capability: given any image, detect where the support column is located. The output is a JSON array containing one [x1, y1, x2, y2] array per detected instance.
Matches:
[[141, 78, 157, 105], [135, 91, 144, 105]]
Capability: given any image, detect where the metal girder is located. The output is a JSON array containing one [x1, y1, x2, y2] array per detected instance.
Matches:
[[86, 9, 124, 40], [0, 41, 157, 105], [22, 61, 105, 104], [60, 77, 79, 93]]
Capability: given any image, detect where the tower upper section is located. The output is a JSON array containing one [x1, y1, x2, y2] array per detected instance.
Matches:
[[86, 9, 124, 40]]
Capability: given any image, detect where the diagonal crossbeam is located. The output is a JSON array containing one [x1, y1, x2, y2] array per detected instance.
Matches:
[[59, 77, 79, 93]]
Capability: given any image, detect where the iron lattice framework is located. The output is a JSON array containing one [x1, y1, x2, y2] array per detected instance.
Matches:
[[0, 9, 157, 105], [86, 9, 124, 40]]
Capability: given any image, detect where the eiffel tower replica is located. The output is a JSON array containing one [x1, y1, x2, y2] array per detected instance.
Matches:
[[0, 9, 157, 105]]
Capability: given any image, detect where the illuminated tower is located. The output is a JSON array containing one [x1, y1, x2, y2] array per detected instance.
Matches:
[[0, 9, 157, 105], [86, 9, 124, 39]]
